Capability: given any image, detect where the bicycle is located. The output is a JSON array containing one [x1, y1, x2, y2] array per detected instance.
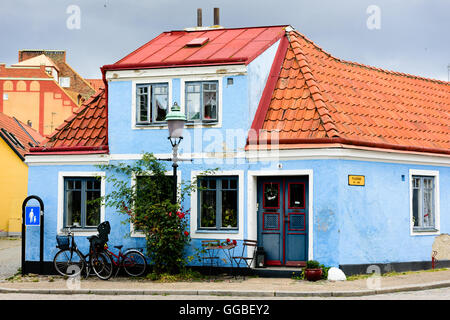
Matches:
[[53, 226, 114, 280], [104, 244, 147, 277]]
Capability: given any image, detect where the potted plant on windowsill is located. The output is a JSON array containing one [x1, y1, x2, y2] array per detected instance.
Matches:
[[303, 260, 323, 281]]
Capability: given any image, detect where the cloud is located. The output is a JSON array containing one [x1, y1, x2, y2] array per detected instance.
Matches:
[[0, 0, 448, 80]]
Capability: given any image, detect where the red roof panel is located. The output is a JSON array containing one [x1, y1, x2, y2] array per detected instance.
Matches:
[[106, 26, 287, 69]]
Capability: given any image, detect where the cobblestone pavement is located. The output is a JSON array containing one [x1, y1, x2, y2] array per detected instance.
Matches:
[[0, 238, 21, 280]]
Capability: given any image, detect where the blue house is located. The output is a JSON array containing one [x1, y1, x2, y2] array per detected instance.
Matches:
[[25, 24, 450, 275]]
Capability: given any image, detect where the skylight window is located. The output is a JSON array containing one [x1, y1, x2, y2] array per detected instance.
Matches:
[[186, 37, 209, 47]]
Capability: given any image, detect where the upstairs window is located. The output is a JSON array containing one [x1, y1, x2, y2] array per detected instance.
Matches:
[[185, 81, 218, 122], [136, 83, 169, 125]]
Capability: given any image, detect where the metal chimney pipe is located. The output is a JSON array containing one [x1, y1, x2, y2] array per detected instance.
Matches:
[[197, 8, 202, 27], [214, 7, 220, 25]]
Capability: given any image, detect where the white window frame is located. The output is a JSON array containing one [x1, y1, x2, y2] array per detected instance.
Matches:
[[181, 76, 223, 128], [130, 170, 181, 237], [190, 170, 244, 240], [131, 78, 172, 130], [57, 171, 106, 236], [409, 169, 440, 236], [59, 77, 70, 88]]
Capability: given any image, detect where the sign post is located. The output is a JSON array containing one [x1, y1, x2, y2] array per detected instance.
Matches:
[[21, 196, 44, 275]]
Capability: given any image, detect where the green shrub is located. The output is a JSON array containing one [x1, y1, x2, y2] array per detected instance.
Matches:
[[306, 260, 320, 269]]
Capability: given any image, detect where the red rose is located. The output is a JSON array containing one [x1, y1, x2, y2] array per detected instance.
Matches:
[[226, 238, 231, 243], [184, 231, 189, 236], [232, 240, 237, 245]]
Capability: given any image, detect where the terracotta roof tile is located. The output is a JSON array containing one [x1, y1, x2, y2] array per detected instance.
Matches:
[[0, 112, 44, 159], [33, 89, 107, 152], [259, 30, 450, 154]]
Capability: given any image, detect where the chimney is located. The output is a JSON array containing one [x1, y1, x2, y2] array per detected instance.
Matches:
[[213, 8, 220, 26], [197, 8, 202, 27], [0, 63, 5, 73]]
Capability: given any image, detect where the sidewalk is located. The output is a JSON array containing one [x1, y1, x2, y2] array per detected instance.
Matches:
[[1, 268, 449, 297]]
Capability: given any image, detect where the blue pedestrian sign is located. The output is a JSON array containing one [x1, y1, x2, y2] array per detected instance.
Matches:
[[25, 206, 40, 226]]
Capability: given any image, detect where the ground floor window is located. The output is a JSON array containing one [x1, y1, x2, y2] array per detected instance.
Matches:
[[131, 174, 174, 236], [412, 175, 436, 231], [64, 177, 101, 228], [198, 176, 238, 230]]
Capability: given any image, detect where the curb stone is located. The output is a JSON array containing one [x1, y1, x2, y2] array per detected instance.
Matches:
[[198, 290, 274, 297], [0, 280, 450, 297]]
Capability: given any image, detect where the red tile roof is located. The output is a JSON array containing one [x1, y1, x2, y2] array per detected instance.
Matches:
[[0, 65, 51, 78], [30, 88, 108, 154], [252, 30, 450, 155], [86, 79, 105, 95], [104, 26, 287, 70], [0, 112, 44, 159]]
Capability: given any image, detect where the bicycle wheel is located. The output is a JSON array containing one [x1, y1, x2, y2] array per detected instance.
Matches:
[[91, 251, 113, 280], [123, 250, 147, 277], [53, 249, 85, 277]]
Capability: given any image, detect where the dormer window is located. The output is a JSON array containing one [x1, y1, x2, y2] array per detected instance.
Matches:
[[136, 83, 169, 124], [185, 81, 218, 123]]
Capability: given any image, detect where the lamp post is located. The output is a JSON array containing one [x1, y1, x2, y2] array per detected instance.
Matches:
[[165, 102, 186, 204]]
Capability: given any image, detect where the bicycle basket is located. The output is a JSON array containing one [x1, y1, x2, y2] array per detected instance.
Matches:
[[56, 235, 70, 250]]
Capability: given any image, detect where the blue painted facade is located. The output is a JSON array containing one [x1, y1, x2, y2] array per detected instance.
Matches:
[[25, 36, 449, 273]]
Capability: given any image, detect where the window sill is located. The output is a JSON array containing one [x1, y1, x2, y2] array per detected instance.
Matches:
[[412, 228, 439, 235], [195, 229, 239, 234], [186, 121, 218, 125], [134, 123, 167, 129], [59, 228, 97, 235]]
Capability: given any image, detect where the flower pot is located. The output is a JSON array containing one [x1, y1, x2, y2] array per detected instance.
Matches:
[[304, 268, 323, 281]]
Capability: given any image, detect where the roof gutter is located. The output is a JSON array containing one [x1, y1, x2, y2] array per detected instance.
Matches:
[[28, 145, 109, 155], [102, 58, 248, 72], [247, 137, 450, 156]]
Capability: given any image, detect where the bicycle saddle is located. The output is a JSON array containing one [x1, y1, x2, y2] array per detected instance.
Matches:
[[114, 245, 123, 250]]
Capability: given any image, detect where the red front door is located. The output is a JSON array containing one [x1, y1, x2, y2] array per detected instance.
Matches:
[[257, 176, 308, 267]]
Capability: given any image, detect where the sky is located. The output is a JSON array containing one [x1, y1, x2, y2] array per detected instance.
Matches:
[[0, 0, 449, 80]]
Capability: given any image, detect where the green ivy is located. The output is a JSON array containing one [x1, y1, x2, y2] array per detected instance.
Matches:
[[97, 152, 215, 274]]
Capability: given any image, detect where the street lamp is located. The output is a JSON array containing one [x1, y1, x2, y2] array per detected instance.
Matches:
[[165, 102, 186, 204]]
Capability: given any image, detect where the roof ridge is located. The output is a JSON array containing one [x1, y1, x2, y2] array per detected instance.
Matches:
[[287, 31, 339, 138], [290, 29, 450, 86]]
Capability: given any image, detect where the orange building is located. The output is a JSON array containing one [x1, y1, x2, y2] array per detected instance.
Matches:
[[0, 63, 82, 136], [17, 50, 97, 104]]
